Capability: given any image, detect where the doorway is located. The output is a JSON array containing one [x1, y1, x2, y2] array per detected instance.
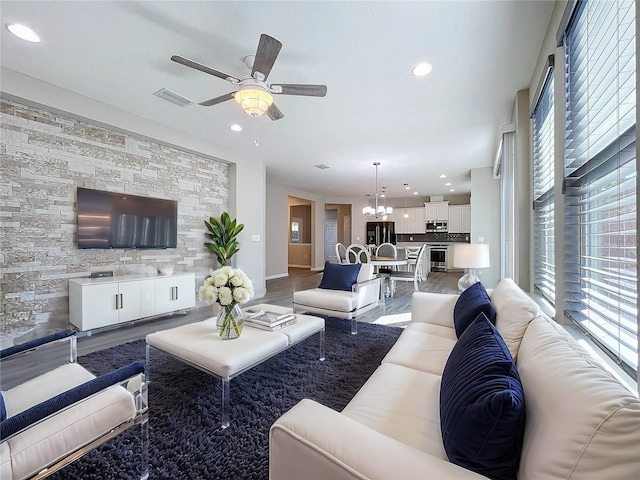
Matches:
[[288, 196, 312, 269], [325, 203, 352, 262]]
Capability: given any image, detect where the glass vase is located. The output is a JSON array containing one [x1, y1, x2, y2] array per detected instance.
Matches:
[[216, 303, 244, 340]]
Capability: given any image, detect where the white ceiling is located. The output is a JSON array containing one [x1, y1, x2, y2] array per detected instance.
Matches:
[[0, 1, 554, 201]]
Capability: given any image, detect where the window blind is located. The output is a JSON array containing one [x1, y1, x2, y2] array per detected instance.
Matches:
[[563, 0, 637, 374], [532, 67, 555, 304]]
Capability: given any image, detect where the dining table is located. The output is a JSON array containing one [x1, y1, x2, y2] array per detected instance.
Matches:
[[370, 255, 409, 296]]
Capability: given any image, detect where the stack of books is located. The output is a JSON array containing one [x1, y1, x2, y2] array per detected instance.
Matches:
[[244, 310, 297, 331]]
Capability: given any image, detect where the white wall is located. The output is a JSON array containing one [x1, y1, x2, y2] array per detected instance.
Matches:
[[470, 166, 501, 288], [265, 179, 368, 278], [1, 67, 267, 297]]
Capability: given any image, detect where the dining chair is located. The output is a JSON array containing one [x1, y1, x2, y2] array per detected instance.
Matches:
[[375, 243, 398, 274], [388, 244, 427, 296], [405, 245, 425, 279], [335, 242, 348, 264], [345, 244, 371, 264]]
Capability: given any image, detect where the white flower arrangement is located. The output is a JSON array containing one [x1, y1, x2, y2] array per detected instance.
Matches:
[[199, 266, 254, 307], [199, 267, 254, 339]]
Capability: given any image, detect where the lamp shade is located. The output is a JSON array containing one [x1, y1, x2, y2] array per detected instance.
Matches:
[[235, 85, 273, 117], [453, 243, 490, 269]]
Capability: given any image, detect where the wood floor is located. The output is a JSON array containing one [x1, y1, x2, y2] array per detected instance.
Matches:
[[78, 269, 462, 356]]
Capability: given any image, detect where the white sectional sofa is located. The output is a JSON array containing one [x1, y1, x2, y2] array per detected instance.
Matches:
[[270, 278, 640, 480]]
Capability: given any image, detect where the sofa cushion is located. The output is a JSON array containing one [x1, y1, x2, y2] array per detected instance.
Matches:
[[318, 262, 361, 291], [440, 313, 526, 480], [343, 362, 447, 459], [381, 324, 457, 376], [490, 278, 540, 360], [452, 282, 495, 338]]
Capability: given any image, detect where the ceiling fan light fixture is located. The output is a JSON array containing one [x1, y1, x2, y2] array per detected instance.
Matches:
[[235, 85, 273, 117]]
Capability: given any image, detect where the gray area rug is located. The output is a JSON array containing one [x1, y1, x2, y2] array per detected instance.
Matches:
[[49, 316, 402, 480]]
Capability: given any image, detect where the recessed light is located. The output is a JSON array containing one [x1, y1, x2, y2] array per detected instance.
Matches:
[[404, 183, 411, 190], [440, 174, 446, 178], [229, 124, 242, 132], [445, 182, 451, 186], [413, 191, 418, 195], [411, 63, 432, 77], [6, 23, 40, 43], [449, 189, 455, 192]]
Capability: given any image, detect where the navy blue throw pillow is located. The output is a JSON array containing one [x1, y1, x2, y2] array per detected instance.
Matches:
[[453, 282, 496, 338], [0, 392, 6, 422], [318, 262, 361, 292], [440, 313, 526, 480]]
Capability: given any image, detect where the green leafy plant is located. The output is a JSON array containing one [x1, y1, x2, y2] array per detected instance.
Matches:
[[204, 212, 244, 266]]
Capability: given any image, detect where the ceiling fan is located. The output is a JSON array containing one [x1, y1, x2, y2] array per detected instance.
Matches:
[[171, 34, 327, 121]]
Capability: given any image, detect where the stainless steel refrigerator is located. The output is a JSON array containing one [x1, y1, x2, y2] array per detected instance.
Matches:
[[366, 221, 395, 246]]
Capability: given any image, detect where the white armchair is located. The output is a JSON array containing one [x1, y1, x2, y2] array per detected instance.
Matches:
[[0, 332, 148, 480], [293, 263, 381, 334]]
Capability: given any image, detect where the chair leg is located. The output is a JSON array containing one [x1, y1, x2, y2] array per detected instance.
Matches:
[[350, 317, 357, 335]]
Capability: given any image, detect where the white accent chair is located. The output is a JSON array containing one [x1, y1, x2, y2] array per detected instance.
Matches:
[[293, 263, 381, 334], [0, 332, 148, 480], [335, 242, 348, 264], [389, 244, 428, 296], [345, 244, 371, 264]]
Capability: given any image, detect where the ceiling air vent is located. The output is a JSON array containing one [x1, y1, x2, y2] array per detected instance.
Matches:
[[153, 88, 194, 107], [314, 164, 330, 170]]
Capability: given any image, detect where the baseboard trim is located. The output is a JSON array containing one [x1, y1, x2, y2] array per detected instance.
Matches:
[[288, 264, 311, 269], [266, 273, 289, 280]]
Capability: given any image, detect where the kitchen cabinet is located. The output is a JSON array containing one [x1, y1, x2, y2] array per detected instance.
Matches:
[[447, 244, 463, 272], [448, 205, 471, 233], [395, 207, 426, 233], [69, 273, 195, 331], [425, 201, 449, 222]]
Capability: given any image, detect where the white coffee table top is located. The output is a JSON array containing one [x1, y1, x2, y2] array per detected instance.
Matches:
[[146, 305, 324, 379]]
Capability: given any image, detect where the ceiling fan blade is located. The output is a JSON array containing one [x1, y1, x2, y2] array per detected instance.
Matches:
[[272, 84, 327, 97], [251, 34, 282, 81], [171, 55, 240, 83], [267, 103, 284, 121], [199, 92, 236, 107]]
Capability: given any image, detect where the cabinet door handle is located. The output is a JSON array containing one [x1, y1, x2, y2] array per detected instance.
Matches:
[[120, 293, 123, 309], [175, 286, 178, 300], [115, 294, 119, 310]]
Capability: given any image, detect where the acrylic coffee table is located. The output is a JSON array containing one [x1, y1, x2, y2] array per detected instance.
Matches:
[[145, 304, 325, 428]]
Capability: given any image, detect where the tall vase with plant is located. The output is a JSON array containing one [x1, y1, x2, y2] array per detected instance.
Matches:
[[204, 212, 244, 266]]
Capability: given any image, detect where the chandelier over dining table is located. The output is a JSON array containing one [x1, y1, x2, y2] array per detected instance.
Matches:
[[363, 162, 393, 217]]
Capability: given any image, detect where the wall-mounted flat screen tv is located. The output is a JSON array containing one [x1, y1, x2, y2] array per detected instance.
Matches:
[[76, 187, 178, 249]]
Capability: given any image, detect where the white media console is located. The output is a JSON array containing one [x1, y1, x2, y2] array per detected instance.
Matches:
[[69, 272, 196, 331]]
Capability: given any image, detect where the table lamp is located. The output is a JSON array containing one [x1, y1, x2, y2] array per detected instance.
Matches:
[[453, 243, 490, 291]]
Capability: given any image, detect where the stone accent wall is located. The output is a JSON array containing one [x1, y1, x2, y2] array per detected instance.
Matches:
[[0, 98, 229, 347]]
